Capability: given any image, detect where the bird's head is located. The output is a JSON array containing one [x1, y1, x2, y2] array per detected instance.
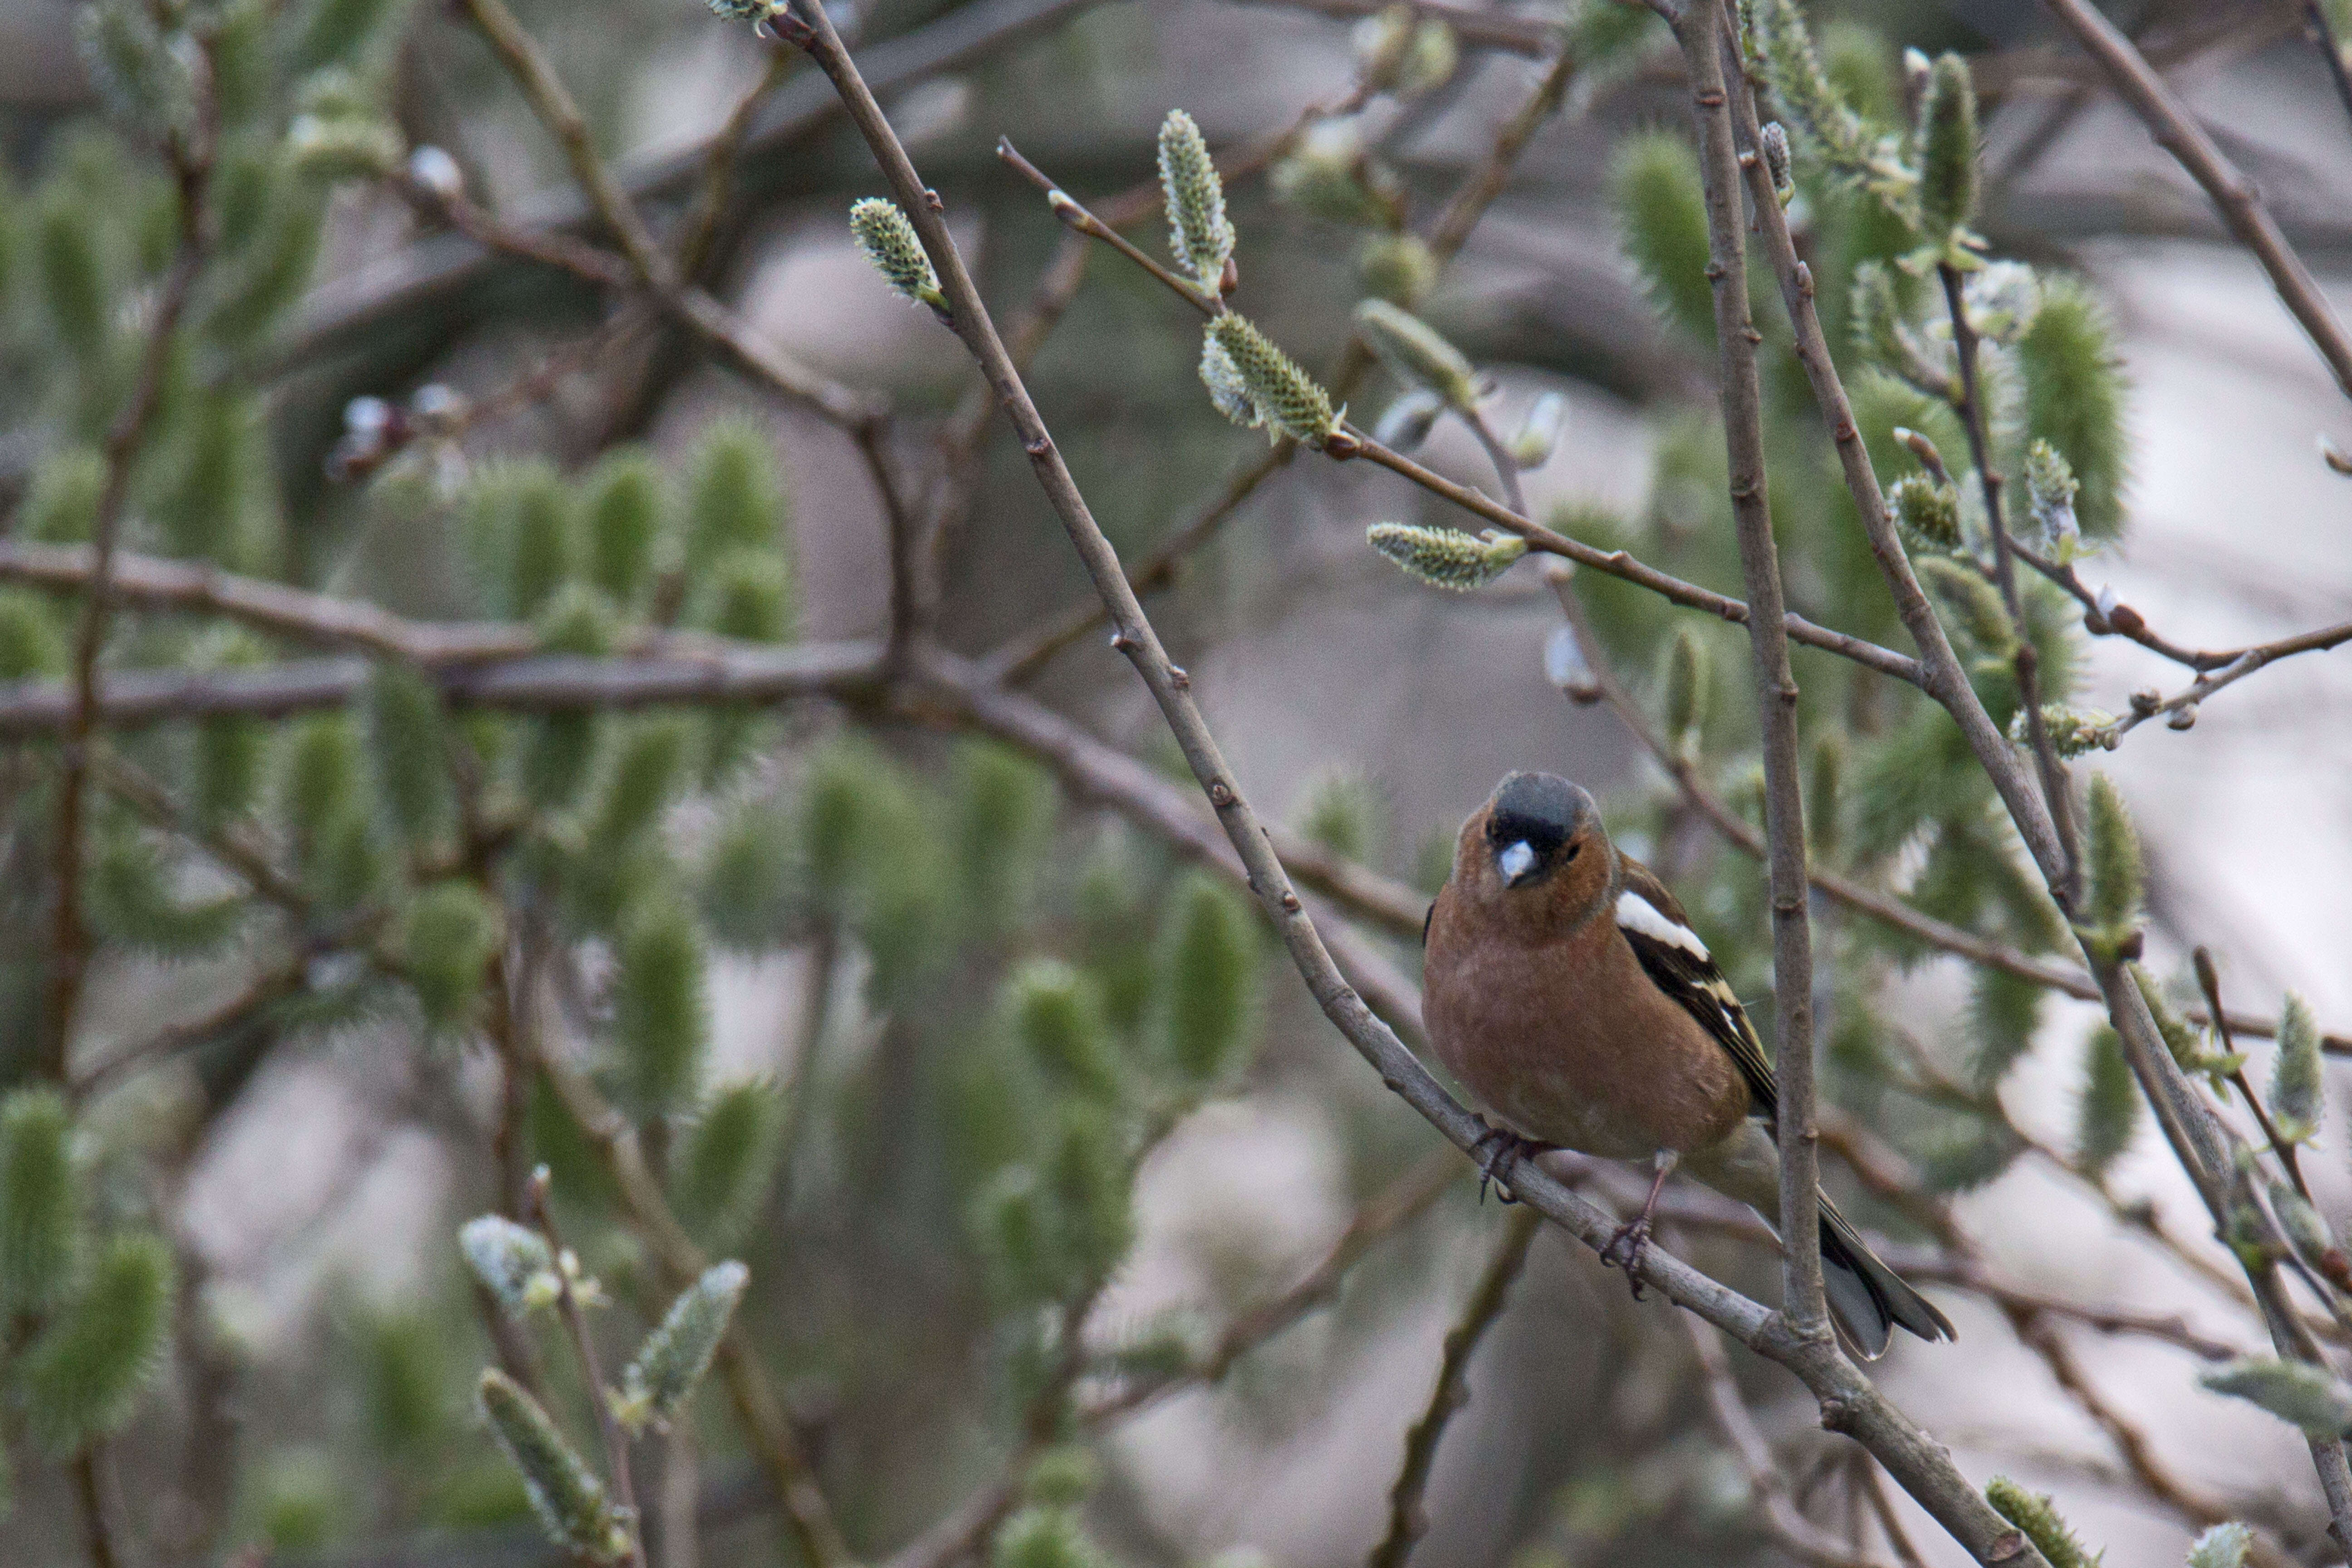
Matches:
[[1454, 771, 1613, 933]]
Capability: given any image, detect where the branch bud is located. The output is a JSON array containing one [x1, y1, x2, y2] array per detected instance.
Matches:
[[1366, 522, 1527, 590], [849, 197, 946, 313]]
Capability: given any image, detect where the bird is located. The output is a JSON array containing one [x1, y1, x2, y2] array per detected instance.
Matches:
[[1421, 769, 1954, 1359]]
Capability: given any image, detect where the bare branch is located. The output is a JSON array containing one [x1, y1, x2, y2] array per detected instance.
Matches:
[[2040, 0, 2352, 402], [1367, 1208, 1540, 1568]]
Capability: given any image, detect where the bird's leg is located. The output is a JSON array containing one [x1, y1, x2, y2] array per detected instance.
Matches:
[[1600, 1152, 1678, 1298], [1467, 1120, 1553, 1205]]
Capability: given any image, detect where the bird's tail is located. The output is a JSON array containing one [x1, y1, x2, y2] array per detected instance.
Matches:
[[1818, 1196, 1955, 1359]]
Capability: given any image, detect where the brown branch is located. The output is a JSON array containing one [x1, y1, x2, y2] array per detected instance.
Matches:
[[1227, 0, 1555, 55], [1367, 1208, 1539, 1568], [44, 74, 218, 1081], [2039, 0, 2352, 402], [1672, 0, 1827, 1339], [70, 1446, 121, 1568], [783, 4, 2066, 1560], [2107, 617, 2352, 741]]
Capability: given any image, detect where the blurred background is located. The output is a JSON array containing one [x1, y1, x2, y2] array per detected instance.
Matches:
[[2, 0, 2351, 1565]]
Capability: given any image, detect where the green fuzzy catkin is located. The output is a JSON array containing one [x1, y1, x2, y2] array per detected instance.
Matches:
[[2273, 1180, 2338, 1270], [1047, 1103, 1133, 1282], [1749, 0, 1912, 215], [1353, 299, 1478, 408], [1157, 109, 1233, 286], [2269, 992, 2323, 1145], [972, 1166, 1058, 1303], [1611, 131, 1714, 345], [1297, 767, 1380, 865], [1886, 472, 1961, 552], [800, 739, 882, 915], [2019, 276, 2128, 538], [1968, 967, 2044, 1088], [1006, 960, 1118, 1102], [2200, 1357, 2352, 1437], [1159, 872, 1257, 1083], [994, 1506, 1117, 1568], [1807, 734, 1843, 862], [192, 633, 269, 827], [281, 709, 363, 840], [1849, 262, 1914, 377], [1204, 314, 1337, 446], [695, 549, 793, 645], [88, 821, 246, 959], [1024, 1446, 1102, 1507], [1661, 627, 1709, 760], [367, 663, 453, 849], [613, 1259, 748, 1434], [1358, 231, 1436, 306], [458, 1214, 560, 1315], [582, 449, 668, 608], [1915, 557, 2013, 655], [0, 589, 65, 679], [699, 801, 794, 953], [22, 1230, 176, 1455], [2131, 965, 2241, 1082], [1984, 1477, 2097, 1568], [2187, 1524, 2254, 1568], [523, 585, 616, 811], [26, 447, 105, 544], [286, 112, 403, 185], [352, 1305, 447, 1467], [509, 467, 577, 622], [850, 196, 946, 310], [594, 717, 691, 851], [34, 192, 108, 361], [1366, 522, 1527, 590], [687, 417, 789, 564], [294, 0, 413, 69], [477, 1370, 632, 1563], [671, 1080, 785, 1246], [2026, 705, 2115, 760], [954, 741, 1054, 935], [78, 0, 194, 167], [1914, 53, 1979, 245], [2074, 1025, 2140, 1183], [0, 1088, 81, 1315], [401, 881, 503, 1031], [200, 179, 324, 348], [613, 897, 710, 1119], [2083, 774, 2141, 937]]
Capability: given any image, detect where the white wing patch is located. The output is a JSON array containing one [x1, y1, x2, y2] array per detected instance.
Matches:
[[1615, 890, 1710, 959]]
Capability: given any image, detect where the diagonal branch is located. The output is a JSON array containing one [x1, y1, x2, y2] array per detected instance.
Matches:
[[2040, 0, 2352, 402]]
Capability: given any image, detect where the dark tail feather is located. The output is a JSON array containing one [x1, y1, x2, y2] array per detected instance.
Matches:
[[1818, 1198, 1955, 1360]]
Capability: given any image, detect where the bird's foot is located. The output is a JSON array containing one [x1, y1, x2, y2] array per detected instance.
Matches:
[[1468, 1123, 1550, 1205], [1599, 1215, 1652, 1299]]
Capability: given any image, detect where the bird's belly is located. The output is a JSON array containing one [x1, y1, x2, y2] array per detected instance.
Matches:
[[1425, 952, 1745, 1161]]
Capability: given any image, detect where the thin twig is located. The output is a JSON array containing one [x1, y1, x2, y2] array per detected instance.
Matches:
[[2304, 0, 2352, 132], [44, 69, 218, 1080], [1367, 1208, 1540, 1568], [2107, 618, 2352, 740], [2040, 0, 2352, 402], [70, 1446, 121, 1568], [525, 1168, 646, 1568], [1671, 0, 1827, 1341], [1937, 262, 2080, 904], [2197, 946, 2309, 1200]]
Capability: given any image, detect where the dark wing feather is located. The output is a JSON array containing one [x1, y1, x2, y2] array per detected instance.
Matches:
[[1615, 860, 1778, 1124]]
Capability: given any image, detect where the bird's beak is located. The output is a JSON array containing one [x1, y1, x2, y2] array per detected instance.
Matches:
[[1497, 840, 1539, 887]]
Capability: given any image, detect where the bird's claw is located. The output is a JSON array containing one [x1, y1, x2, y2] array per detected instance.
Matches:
[[1599, 1215, 1652, 1299], [1468, 1123, 1548, 1205]]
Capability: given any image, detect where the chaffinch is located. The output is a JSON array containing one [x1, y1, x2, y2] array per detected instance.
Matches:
[[1422, 770, 1954, 1358]]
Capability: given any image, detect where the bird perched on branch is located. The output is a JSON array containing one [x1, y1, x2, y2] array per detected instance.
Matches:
[[1422, 770, 1953, 1358]]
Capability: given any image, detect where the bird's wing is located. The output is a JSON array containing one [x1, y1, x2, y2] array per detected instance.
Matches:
[[1613, 858, 1778, 1123]]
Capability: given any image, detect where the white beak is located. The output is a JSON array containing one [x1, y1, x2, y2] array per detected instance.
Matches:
[[1498, 840, 1538, 886]]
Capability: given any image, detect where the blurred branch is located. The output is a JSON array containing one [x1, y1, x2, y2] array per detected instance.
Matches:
[[1367, 1207, 1539, 1568], [1226, 0, 1554, 55], [2039, 0, 2352, 403], [274, 0, 1109, 369], [71, 1446, 121, 1568], [2303, 0, 2352, 131], [523, 1170, 647, 1568], [45, 56, 220, 1081]]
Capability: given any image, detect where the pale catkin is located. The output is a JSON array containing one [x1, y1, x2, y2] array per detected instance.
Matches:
[[478, 1370, 632, 1563], [1156, 110, 1233, 286], [1366, 523, 1527, 590], [614, 1260, 750, 1434], [1205, 315, 1336, 445], [849, 197, 943, 309], [1352, 299, 1477, 408]]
